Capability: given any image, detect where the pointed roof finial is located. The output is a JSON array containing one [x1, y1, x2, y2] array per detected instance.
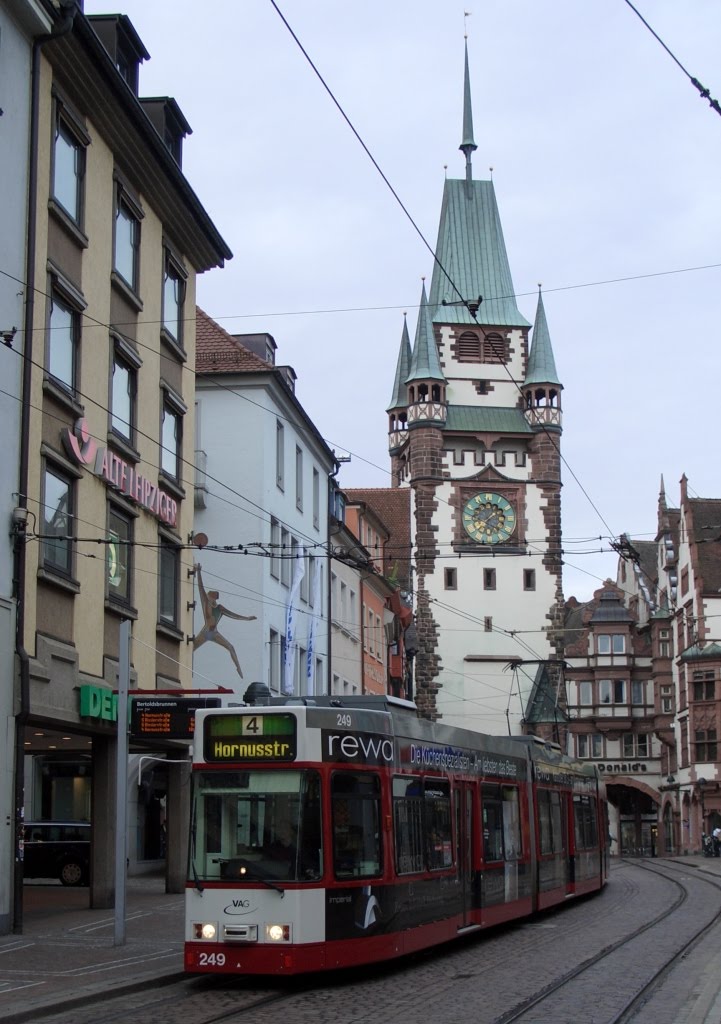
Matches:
[[460, 36, 477, 189]]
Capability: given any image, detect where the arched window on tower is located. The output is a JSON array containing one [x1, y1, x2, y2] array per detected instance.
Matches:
[[457, 331, 481, 362], [408, 385, 415, 404], [549, 389, 558, 408], [431, 383, 442, 402], [534, 388, 547, 407], [482, 332, 508, 364], [418, 383, 429, 403]]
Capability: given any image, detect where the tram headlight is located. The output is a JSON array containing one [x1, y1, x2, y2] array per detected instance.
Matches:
[[193, 922, 217, 941], [265, 924, 291, 942]]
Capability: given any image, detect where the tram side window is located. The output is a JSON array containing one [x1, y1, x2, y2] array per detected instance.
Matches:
[[332, 772, 382, 879], [482, 784, 522, 862], [538, 789, 564, 855], [424, 779, 453, 870], [573, 795, 598, 850], [393, 776, 424, 874]]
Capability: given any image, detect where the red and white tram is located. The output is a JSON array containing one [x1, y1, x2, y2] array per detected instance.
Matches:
[[184, 696, 608, 976]]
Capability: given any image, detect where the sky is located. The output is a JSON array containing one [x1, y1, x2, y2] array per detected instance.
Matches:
[[86, 0, 721, 602]]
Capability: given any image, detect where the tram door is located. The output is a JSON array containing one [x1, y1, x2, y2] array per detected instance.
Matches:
[[455, 783, 475, 928]]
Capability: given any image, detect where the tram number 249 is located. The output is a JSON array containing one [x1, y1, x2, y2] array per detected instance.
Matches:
[[198, 953, 226, 967]]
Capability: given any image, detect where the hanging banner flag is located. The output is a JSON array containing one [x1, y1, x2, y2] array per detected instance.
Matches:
[[306, 558, 323, 694], [283, 546, 305, 695]]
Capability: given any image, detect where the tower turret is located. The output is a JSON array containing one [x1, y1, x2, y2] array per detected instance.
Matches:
[[523, 287, 562, 431], [387, 313, 412, 454], [406, 282, 447, 428]]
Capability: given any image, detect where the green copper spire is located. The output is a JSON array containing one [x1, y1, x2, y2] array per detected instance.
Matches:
[[524, 288, 561, 386], [407, 282, 446, 383], [460, 38, 477, 185], [386, 314, 412, 412]]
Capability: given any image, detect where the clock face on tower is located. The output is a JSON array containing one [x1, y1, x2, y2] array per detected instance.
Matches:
[[462, 492, 516, 545]]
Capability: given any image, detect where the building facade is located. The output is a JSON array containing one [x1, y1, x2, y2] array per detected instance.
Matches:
[[13, 7, 229, 927], [387, 45, 564, 733], [194, 311, 336, 699], [566, 475, 721, 858]]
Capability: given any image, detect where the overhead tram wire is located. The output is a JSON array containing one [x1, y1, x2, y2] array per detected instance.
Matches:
[[622, 0, 721, 118], [267, 2, 624, 548]]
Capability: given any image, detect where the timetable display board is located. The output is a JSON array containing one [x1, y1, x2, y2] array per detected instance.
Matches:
[[203, 712, 297, 763], [131, 697, 221, 740]]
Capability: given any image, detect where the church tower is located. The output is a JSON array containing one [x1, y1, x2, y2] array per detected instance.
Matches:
[[389, 42, 564, 733]]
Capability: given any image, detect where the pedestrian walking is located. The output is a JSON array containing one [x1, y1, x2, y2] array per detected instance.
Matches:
[[712, 825, 721, 857]]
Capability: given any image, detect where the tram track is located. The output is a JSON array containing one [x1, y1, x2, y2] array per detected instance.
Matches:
[[492, 858, 721, 1024], [30, 860, 721, 1024]]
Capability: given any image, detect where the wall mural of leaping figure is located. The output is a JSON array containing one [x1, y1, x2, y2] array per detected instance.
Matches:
[[193, 563, 257, 678]]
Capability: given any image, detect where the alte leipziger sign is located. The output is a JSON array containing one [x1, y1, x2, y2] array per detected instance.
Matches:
[[62, 417, 178, 527]]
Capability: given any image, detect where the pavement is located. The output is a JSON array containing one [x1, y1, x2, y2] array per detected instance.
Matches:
[[1, 856, 721, 1024]]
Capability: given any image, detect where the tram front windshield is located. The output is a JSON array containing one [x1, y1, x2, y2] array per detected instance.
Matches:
[[189, 770, 322, 883]]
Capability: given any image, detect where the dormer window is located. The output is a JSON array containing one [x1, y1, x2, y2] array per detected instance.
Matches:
[[140, 98, 192, 167], [87, 15, 149, 96]]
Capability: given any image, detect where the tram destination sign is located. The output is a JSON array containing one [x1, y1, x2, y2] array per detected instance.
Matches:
[[204, 713, 297, 762], [131, 697, 221, 740]]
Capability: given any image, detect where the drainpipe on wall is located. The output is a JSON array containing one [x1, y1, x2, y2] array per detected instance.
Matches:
[[13, 1, 77, 936]]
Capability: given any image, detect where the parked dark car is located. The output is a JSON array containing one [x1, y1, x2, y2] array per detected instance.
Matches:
[[23, 822, 90, 886]]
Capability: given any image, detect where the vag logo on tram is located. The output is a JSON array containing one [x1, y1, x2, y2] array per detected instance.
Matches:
[[323, 731, 394, 765]]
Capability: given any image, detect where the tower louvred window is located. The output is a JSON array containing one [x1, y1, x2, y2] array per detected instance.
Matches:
[[457, 331, 481, 361], [482, 332, 507, 363]]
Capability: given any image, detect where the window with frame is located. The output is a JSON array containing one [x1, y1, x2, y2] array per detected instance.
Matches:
[[482, 332, 508, 363], [659, 629, 670, 658], [162, 249, 186, 347], [578, 733, 603, 758], [160, 393, 184, 481], [42, 464, 74, 575], [661, 685, 673, 714], [107, 505, 132, 604], [52, 105, 87, 225], [270, 517, 280, 579], [276, 420, 285, 490], [110, 345, 137, 442], [484, 568, 496, 590], [158, 538, 180, 627], [444, 567, 457, 590], [312, 468, 320, 529], [573, 795, 598, 850], [696, 729, 717, 761], [424, 779, 453, 870], [280, 528, 291, 587], [537, 789, 564, 855], [622, 733, 649, 759], [599, 678, 626, 704], [456, 331, 482, 361], [523, 568, 536, 591], [578, 681, 592, 706], [693, 671, 715, 702], [295, 446, 303, 510], [482, 783, 523, 862], [332, 771, 382, 879], [393, 776, 424, 874], [269, 628, 281, 693], [47, 289, 80, 394], [631, 680, 645, 705], [113, 189, 141, 293]]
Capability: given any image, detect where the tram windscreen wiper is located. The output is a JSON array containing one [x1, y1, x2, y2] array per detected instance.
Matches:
[[230, 859, 285, 897]]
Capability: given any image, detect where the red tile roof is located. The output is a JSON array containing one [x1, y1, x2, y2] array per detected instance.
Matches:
[[195, 307, 270, 374]]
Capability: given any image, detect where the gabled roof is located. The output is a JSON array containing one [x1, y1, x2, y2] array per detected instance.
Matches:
[[427, 178, 530, 328], [407, 282, 445, 383], [524, 289, 561, 387], [195, 307, 270, 374], [387, 315, 412, 412]]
